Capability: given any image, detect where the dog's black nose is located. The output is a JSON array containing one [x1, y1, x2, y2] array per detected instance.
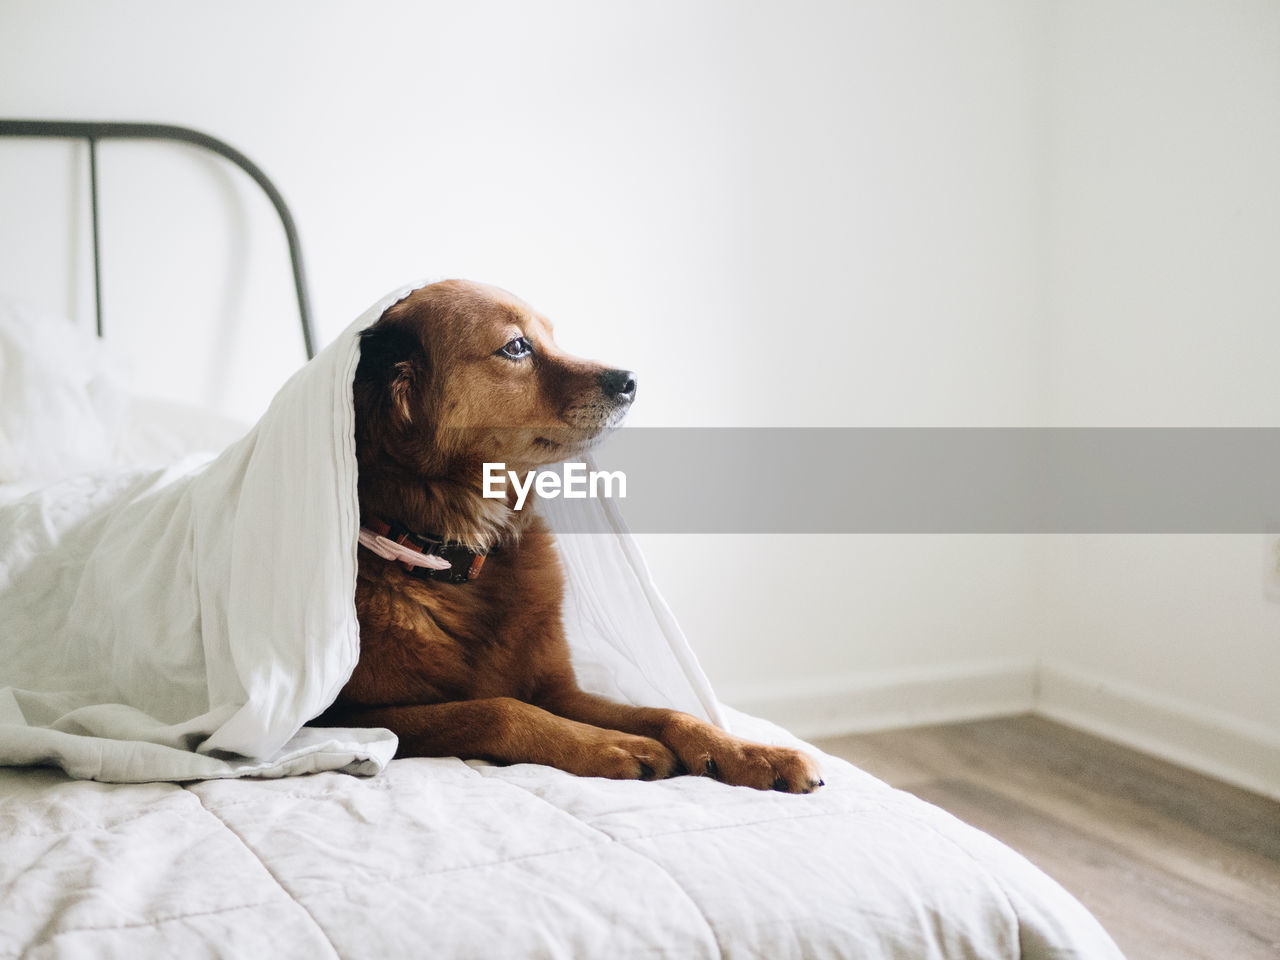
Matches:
[[599, 368, 637, 404]]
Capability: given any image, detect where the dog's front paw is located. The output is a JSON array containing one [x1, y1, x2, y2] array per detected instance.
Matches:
[[561, 731, 679, 782], [705, 741, 824, 794], [660, 715, 824, 793]]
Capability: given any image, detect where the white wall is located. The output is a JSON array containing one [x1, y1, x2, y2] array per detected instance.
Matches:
[[0, 0, 1046, 727], [1037, 0, 1280, 794], [3, 0, 1277, 793], [0, 0, 1047, 429]]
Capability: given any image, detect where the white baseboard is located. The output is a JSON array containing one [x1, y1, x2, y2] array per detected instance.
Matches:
[[723, 659, 1280, 802], [1037, 662, 1280, 802], [721, 659, 1038, 741]]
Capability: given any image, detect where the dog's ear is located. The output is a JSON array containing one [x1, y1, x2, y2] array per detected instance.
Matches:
[[356, 322, 429, 425]]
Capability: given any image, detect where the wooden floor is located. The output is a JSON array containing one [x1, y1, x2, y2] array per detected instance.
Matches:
[[812, 715, 1280, 960]]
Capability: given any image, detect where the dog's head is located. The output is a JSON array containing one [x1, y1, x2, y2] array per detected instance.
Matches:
[[354, 279, 636, 490]]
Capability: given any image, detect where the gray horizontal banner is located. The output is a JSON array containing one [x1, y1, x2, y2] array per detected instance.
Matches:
[[479, 428, 1280, 534]]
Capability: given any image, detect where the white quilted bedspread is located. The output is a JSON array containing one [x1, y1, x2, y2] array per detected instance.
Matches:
[[0, 710, 1124, 960], [0, 290, 1124, 958]]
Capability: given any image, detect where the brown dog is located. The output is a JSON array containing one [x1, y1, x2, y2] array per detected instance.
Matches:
[[317, 279, 822, 793]]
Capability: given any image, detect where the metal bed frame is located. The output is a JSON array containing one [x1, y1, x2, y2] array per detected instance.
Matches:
[[0, 119, 316, 360]]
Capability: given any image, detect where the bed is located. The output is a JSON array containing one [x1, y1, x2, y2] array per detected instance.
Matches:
[[0, 120, 1125, 959]]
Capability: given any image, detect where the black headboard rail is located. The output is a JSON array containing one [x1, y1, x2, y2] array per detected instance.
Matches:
[[0, 119, 316, 360]]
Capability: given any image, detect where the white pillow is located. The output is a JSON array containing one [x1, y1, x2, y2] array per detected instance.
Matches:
[[112, 394, 249, 466], [0, 297, 125, 485], [0, 296, 256, 489]]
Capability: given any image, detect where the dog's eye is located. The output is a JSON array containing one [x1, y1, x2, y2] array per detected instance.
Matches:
[[497, 337, 533, 360]]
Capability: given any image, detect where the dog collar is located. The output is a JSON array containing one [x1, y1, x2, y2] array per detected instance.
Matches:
[[358, 517, 489, 584]]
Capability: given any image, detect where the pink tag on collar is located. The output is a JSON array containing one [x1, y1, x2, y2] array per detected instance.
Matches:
[[357, 526, 452, 571]]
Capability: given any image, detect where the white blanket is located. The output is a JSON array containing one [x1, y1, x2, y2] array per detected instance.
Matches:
[[0, 285, 721, 782], [0, 710, 1125, 959], [0, 290, 1126, 959]]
